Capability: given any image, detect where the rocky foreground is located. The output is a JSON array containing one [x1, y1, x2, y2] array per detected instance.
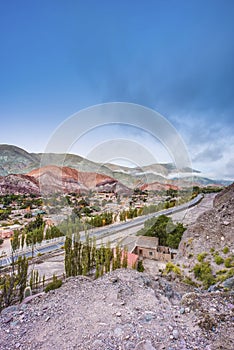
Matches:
[[0, 269, 233, 350]]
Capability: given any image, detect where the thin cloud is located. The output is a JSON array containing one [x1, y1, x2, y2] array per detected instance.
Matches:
[[192, 147, 223, 163], [225, 158, 234, 178]]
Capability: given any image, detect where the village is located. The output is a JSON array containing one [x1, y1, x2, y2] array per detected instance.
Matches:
[[0, 189, 181, 274], [0, 190, 164, 231]]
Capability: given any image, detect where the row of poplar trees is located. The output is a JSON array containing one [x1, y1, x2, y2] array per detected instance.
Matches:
[[10, 215, 64, 254], [64, 233, 128, 279], [0, 256, 28, 311]]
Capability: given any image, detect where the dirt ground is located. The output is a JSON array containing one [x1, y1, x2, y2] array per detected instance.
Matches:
[[1, 269, 233, 350], [169, 193, 215, 226]]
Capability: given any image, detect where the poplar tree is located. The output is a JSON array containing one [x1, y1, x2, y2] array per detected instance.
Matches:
[[104, 242, 112, 273], [122, 247, 128, 268], [17, 256, 28, 301], [65, 232, 72, 277]]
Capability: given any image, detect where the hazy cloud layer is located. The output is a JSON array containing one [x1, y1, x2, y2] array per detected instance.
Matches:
[[0, 1, 233, 179], [193, 147, 223, 163]]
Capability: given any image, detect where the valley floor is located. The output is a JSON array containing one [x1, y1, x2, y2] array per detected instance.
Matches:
[[28, 194, 216, 280]]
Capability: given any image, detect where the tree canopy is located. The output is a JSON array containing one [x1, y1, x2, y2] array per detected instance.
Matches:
[[137, 214, 186, 249]]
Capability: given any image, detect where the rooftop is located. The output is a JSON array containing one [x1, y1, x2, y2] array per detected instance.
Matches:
[[120, 235, 160, 252], [135, 236, 159, 249]]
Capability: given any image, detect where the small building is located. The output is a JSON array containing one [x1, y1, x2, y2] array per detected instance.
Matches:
[[133, 236, 159, 259], [0, 229, 14, 239], [121, 235, 175, 262]]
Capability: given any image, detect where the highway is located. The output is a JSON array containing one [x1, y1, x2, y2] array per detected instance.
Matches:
[[87, 193, 203, 238], [0, 194, 203, 267]]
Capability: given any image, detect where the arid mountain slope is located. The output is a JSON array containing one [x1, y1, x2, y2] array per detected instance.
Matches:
[[28, 165, 130, 194], [0, 165, 130, 195], [0, 145, 112, 178], [0, 144, 40, 176], [176, 183, 234, 275], [140, 182, 179, 191], [1, 144, 231, 188], [0, 174, 40, 195], [214, 182, 234, 207]]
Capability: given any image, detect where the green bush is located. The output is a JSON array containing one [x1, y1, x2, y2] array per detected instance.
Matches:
[[216, 269, 227, 275], [44, 275, 62, 293], [137, 215, 186, 249], [187, 238, 193, 246], [226, 267, 234, 279], [223, 246, 229, 254], [216, 267, 234, 283], [193, 262, 215, 289], [137, 261, 144, 272], [183, 276, 197, 286], [224, 257, 233, 268], [214, 255, 224, 265], [165, 262, 181, 275], [197, 252, 207, 262]]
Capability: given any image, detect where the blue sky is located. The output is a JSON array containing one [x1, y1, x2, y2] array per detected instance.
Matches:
[[0, 0, 234, 179]]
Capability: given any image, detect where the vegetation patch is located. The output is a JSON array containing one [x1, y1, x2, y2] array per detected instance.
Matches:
[[223, 246, 229, 254], [193, 261, 216, 289], [197, 252, 208, 262], [214, 255, 224, 265], [224, 257, 234, 268], [44, 275, 62, 293], [0, 256, 28, 311], [165, 262, 181, 275], [198, 312, 216, 331], [183, 276, 198, 286], [137, 215, 186, 249]]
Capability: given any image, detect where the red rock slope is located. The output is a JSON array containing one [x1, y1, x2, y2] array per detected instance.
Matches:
[[27, 165, 129, 194], [139, 182, 179, 192]]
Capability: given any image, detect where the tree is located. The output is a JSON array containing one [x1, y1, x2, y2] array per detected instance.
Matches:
[[0, 255, 28, 310], [113, 244, 121, 270], [25, 214, 44, 233], [11, 230, 20, 251], [137, 215, 186, 249], [137, 260, 144, 272], [21, 232, 25, 249], [17, 256, 28, 301], [104, 242, 112, 273], [166, 223, 185, 249], [122, 247, 128, 268], [65, 233, 72, 277]]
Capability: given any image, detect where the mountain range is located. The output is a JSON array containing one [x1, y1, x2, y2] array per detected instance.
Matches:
[[0, 144, 232, 195]]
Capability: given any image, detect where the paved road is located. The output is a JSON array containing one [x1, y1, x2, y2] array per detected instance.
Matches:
[[0, 194, 203, 267], [87, 194, 203, 238]]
